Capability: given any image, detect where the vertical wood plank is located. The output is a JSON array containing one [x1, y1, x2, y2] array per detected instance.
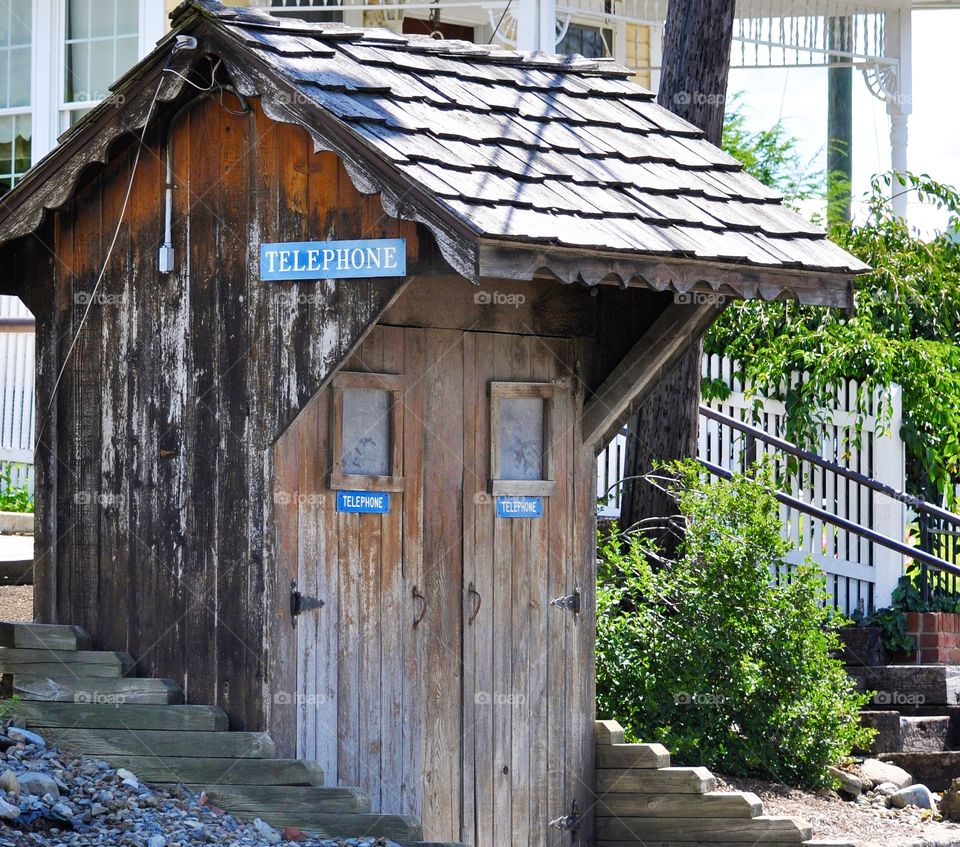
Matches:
[[420, 328, 463, 842], [401, 327, 426, 821], [470, 329, 495, 847], [379, 325, 405, 815], [491, 335, 514, 847], [358, 328, 384, 809], [184, 103, 221, 710], [460, 330, 478, 847], [509, 335, 532, 846]]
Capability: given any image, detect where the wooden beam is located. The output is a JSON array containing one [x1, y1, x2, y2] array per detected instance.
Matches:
[[581, 302, 720, 452]]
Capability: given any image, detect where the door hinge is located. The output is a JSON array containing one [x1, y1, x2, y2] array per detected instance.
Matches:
[[550, 582, 581, 616], [290, 579, 324, 626], [549, 799, 580, 834]]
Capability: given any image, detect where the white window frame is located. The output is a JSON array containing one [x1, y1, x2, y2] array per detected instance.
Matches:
[[0, 1, 33, 188], [28, 0, 166, 163]]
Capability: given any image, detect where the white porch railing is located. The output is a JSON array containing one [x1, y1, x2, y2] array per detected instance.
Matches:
[[598, 354, 906, 614], [0, 297, 35, 494]]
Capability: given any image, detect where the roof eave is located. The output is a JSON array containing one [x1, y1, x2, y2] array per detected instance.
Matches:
[[476, 239, 859, 309]]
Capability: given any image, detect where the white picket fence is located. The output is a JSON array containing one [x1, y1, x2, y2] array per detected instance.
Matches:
[[0, 296, 35, 493], [599, 354, 907, 614]]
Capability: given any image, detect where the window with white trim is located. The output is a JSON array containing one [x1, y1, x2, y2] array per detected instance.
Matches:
[[267, 0, 343, 24], [62, 0, 139, 130], [0, 0, 31, 192], [557, 22, 613, 59]]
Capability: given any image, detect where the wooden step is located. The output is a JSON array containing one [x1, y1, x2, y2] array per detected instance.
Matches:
[[597, 790, 762, 819], [192, 785, 370, 820], [13, 676, 182, 704], [596, 814, 812, 843], [278, 813, 421, 841], [597, 743, 672, 769], [11, 702, 228, 731], [596, 766, 716, 795], [102, 756, 324, 786], [38, 728, 274, 758], [3, 662, 123, 678], [0, 648, 131, 671], [0, 623, 91, 651]]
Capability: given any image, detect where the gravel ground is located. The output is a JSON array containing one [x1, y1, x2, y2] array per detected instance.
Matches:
[[0, 588, 32, 623], [0, 725, 399, 846], [716, 773, 960, 846]]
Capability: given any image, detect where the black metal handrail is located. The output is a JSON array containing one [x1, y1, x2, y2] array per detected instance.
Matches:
[[698, 458, 960, 580], [699, 405, 960, 605], [700, 404, 958, 526]]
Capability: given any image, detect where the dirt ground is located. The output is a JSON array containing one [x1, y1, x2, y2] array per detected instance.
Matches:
[[717, 774, 960, 846], [0, 585, 33, 621]]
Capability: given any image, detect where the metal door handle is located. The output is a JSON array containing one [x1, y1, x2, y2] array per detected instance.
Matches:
[[412, 585, 426, 627], [468, 582, 482, 625]]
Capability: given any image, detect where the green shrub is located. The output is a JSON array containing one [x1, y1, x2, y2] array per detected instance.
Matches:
[[597, 460, 874, 787], [0, 464, 32, 513]]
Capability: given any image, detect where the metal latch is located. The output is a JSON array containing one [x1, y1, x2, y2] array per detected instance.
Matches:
[[549, 800, 580, 833], [290, 580, 324, 625], [550, 582, 581, 616]]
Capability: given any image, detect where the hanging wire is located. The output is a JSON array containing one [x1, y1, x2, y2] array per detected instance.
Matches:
[[487, 0, 514, 45], [37, 53, 192, 443]]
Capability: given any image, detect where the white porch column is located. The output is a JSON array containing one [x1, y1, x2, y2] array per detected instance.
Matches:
[[29, 0, 57, 162], [516, 0, 557, 52], [885, 6, 912, 220], [872, 384, 906, 609]]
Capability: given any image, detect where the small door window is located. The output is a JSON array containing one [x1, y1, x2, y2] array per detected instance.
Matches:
[[490, 382, 555, 496], [330, 372, 404, 492]]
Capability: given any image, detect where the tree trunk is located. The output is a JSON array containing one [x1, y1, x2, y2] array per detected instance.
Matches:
[[618, 0, 735, 547]]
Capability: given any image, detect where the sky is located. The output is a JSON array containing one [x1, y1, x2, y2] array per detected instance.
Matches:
[[728, 10, 959, 232]]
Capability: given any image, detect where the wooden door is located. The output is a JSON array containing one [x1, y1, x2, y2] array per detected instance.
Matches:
[[462, 332, 594, 847], [282, 324, 594, 845]]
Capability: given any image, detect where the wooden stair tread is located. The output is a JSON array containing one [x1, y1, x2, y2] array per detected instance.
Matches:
[[3, 662, 124, 678], [0, 622, 91, 651], [13, 675, 182, 704], [102, 756, 324, 786], [11, 702, 228, 731], [0, 648, 132, 667], [597, 789, 762, 818], [194, 785, 370, 816], [597, 766, 716, 794], [39, 728, 274, 758], [596, 814, 812, 842], [278, 813, 421, 841], [597, 743, 671, 769]]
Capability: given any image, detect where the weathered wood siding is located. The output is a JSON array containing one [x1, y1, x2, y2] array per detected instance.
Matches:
[[32, 94, 427, 731]]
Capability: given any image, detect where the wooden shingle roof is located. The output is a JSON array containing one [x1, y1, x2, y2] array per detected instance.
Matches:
[[0, 0, 866, 306]]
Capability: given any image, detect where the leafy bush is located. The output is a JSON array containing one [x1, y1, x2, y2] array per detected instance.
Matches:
[[596, 461, 874, 787], [0, 464, 31, 513]]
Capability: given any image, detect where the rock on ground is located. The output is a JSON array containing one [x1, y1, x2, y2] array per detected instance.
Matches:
[[891, 784, 936, 810], [860, 758, 913, 789]]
